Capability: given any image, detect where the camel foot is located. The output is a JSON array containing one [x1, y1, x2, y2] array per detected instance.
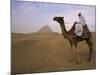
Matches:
[[67, 59, 74, 63], [87, 58, 91, 62], [76, 62, 79, 64], [87, 56, 92, 62], [76, 60, 81, 64]]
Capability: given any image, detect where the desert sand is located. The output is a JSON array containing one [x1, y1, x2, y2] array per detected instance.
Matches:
[[11, 32, 96, 74]]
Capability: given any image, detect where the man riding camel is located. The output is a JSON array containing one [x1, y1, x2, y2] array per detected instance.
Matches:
[[75, 13, 89, 38]]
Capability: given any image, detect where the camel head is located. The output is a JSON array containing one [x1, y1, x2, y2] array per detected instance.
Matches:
[[53, 16, 64, 24]]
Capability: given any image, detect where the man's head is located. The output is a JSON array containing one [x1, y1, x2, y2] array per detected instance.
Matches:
[[78, 13, 82, 17]]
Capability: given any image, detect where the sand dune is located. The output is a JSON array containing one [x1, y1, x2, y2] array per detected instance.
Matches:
[[11, 32, 96, 74]]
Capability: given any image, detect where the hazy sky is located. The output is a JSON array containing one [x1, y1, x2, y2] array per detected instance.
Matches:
[[11, 0, 96, 33]]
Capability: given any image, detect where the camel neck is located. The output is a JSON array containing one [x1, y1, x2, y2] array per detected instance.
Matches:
[[60, 21, 68, 38]]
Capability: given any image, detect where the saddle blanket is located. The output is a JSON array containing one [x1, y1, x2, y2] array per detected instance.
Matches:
[[75, 23, 83, 36]]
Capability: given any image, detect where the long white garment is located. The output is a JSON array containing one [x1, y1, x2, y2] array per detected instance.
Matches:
[[79, 15, 86, 26], [75, 23, 83, 36], [75, 15, 86, 36]]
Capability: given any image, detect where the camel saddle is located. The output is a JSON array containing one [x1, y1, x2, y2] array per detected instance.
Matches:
[[74, 24, 90, 39]]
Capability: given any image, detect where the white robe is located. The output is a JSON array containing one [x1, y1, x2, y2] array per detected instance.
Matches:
[[75, 15, 86, 36], [79, 15, 86, 26]]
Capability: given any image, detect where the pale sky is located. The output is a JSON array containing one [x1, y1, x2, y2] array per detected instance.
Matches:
[[11, 0, 96, 33]]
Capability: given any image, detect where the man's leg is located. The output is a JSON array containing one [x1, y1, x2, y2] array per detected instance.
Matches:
[[82, 24, 89, 39]]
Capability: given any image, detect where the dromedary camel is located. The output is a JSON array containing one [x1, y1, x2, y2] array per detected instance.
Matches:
[[53, 16, 93, 64]]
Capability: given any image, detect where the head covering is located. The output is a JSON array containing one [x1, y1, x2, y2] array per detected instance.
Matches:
[[78, 13, 81, 16]]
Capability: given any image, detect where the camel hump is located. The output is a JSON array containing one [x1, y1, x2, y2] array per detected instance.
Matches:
[[69, 21, 77, 34]]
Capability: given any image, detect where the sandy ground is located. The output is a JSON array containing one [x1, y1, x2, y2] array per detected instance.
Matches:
[[11, 32, 96, 74]]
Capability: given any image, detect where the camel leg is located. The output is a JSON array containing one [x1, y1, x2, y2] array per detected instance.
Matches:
[[67, 41, 74, 63], [70, 41, 73, 54], [86, 39, 93, 62], [74, 42, 80, 64], [70, 42, 74, 62]]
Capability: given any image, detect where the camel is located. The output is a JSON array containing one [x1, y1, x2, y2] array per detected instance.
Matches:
[[53, 16, 93, 64]]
